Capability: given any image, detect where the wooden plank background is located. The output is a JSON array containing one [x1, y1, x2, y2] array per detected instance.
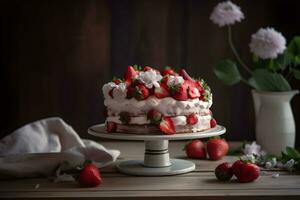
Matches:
[[0, 0, 299, 145]]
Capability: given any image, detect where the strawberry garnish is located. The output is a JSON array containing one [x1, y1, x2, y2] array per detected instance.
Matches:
[[186, 113, 198, 125], [147, 109, 162, 124], [125, 66, 138, 83], [179, 69, 194, 81], [78, 163, 102, 187], [210, 118, 217, 128], [108, 88, 114, 98], [188, 86, 200, 99], [162, 67, 177, 76], [106, 121, 117, 133], [112, 78, 122, 84], [159, 117, 176, 135], [119, 112, 131, 124], [133, 84, 150, 100], [171, 83, 188, 101], [154, 83, 169, 98]]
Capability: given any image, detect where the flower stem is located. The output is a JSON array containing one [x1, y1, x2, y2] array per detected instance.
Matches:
[[228, 26, 253, 74]]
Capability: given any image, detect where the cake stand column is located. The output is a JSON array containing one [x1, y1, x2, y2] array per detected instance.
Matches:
[[144, 140, 171, 167]]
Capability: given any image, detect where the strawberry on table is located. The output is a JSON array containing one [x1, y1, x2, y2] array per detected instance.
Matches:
[[207, 138, 229, 160], [215, 162, 233, 181], [185, 140, 206, 159], [154, 83, 169, 98], [186, 113, 198, 125], [78, 163, 102, 187], [106, 122, 117, 133], [232, 160, 260, 183], [159, 116, 175, 134]]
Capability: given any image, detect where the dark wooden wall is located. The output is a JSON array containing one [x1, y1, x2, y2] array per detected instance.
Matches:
[[1, 0, 299, 145]]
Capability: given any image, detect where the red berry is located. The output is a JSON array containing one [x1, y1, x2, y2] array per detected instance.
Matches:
[[159, 117, 175, 134], [185, 140, 206, 159], [112, 78, 122, 84], [144, 66, 160, 74], [108, 88, 114, 98], [154, 83, 169, 98], [106, 122, 117, 133], [78, 164, 102, 187], [125, 66, 138, 82], [188, 87, 200, 99], [133, 84, 150, 100], [179, 69, 194, 81], [162, 68, 177, 76], [172, 84, 188, 101], [147, 109, 162, 124], [186, 113, 198, 125], [232, 160, 260, 183], [210, 118, 217, 128], [215, 162, 233, 181], [207, 138, 229, 160]]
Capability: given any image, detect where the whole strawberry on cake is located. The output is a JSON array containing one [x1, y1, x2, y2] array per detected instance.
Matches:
[[102, 65, 217, 135]]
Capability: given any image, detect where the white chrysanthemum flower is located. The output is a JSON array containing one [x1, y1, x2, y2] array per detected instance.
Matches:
[[112, 83, 127, 100], [284, 159, 295, 172], [210, 1, 244, 27], [136, 70, 162, 88], [249, 27, 286, 59], [243, 141, 262, 156], [240, 154, 256, 163], [167, 75, 184, 87], [102, 82, 116, 99]]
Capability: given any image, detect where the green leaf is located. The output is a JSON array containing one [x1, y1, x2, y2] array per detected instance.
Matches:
[[288, 36, 300, 65], [251, 69, 292, 91], [293, 69, 300, 80], [214, 60, 241, 86], [286, 146, 300, 159], [252, 51, 291, 72]]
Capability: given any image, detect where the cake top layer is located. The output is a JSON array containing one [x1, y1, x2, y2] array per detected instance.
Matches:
[[102, 65, 212, 103]]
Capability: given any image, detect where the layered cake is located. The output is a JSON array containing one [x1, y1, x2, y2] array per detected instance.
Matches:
[[102, 65, 217, 134]]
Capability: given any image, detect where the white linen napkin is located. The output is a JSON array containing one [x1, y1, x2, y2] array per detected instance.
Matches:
[[0, 117, 120, 178]]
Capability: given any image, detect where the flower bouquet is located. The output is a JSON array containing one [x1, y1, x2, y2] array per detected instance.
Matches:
[[209, 1, 299, 155]]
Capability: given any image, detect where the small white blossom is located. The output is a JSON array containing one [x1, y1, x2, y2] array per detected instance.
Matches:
[[271, 173, 280, 178], [265, 162, 272, 169], [112, 83, 127, 100], [136, 70, 162, 89], [249, 27, 286, 59], [240, 154, 256, 163], [167, 75, 184, 87], [243, 141, 262, 156], [210, 1, 244, 27], [102, 82, 117, 99], [284, 159, 295, 171]]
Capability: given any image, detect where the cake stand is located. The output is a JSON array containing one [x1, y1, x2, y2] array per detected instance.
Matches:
[[88, 124, 226, 176]]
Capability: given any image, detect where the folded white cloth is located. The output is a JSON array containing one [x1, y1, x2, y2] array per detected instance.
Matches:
[[0, 117, 120, 178]]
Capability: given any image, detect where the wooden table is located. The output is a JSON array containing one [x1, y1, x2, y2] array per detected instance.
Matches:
[[0, 141, 300, 200]]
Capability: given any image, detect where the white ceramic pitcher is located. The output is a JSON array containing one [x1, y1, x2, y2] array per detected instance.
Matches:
[[252, 90, 299, 155]]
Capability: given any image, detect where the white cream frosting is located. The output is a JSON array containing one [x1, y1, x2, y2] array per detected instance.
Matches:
[[104, 96, 212, 116], [167, 75, 184, 87], [136, 70, 163, 88], [112, 83, 127, 100], [102, 82, 116, 99]]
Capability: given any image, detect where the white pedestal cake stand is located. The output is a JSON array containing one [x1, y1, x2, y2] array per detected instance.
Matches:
[[88, 124, 226, 176]]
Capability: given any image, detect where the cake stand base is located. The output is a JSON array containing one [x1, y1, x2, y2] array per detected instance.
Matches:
[[88, 124, 226, 176], [117, 159, 195, 176]]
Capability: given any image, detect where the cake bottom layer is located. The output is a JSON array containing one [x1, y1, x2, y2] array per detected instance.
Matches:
[[112, 122, 211, 134]]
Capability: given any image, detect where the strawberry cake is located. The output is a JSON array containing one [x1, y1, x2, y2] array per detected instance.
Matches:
[[102, 65, 217, 135]]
